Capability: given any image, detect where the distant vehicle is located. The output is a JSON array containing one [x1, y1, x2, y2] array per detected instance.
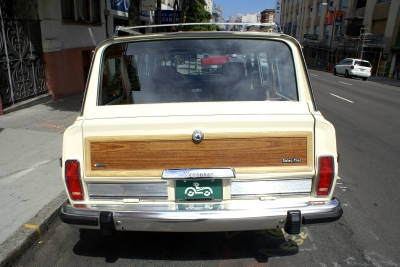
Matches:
[[334, 58, 372, 81], [201, 55, 229, 73], [260, 59, 268, 67]]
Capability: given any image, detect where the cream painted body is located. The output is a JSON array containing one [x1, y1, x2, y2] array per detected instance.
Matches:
[[60, 29, 341, 233]]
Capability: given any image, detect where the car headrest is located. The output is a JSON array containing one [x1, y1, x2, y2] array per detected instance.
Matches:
[[221, 62, 245, 80]]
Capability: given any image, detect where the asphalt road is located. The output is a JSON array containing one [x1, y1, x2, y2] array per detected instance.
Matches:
[[14, 70, 400, 266]]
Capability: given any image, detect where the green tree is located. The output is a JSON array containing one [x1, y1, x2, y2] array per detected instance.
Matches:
[[129, 0, 141, 26], [183, 2, 221, 31]]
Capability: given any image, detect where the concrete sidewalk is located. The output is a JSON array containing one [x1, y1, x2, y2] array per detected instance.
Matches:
[[368, 75, 400, 87], [0, 92, 83, 267]]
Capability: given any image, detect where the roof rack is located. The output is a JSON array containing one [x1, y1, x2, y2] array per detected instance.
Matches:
[[114, 22, 279, 37]]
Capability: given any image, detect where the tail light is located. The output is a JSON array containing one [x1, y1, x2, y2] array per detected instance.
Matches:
[[316, 156, 334, 197], [65, 160, 84, 200], [350, 65, 354, 69]]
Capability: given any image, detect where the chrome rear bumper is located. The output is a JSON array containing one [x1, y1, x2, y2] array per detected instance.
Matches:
[[60, 198, 342, 233]]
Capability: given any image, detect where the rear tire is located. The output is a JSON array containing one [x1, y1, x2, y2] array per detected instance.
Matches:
[[345, 70, 350, 78], [362, 77, 367, 81]]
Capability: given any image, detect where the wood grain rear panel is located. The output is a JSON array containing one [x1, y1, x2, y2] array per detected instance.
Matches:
[[85, 132, 312, 177]]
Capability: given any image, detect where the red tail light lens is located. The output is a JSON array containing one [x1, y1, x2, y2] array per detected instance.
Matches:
[[316, 156, 334, 197], [65, 160, 84, 200], [350, 65, 354, 69]]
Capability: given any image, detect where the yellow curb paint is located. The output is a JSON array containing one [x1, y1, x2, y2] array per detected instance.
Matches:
[[23, 224, 41, 236]]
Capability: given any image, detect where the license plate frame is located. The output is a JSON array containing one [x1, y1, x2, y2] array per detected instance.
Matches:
[[175, 179, 222, 201]]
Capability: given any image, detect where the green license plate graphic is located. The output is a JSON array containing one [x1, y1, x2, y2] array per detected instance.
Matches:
[[175, 180, 222, 201]]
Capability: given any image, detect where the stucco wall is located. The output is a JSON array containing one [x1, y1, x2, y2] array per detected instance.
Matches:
[[44, 47, 95, 98], [37, 0, 106, 98]]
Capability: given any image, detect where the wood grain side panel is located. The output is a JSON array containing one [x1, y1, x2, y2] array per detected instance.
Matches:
[[86, 134, 311, 177]]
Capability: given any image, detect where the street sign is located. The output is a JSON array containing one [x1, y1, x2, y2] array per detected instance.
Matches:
[[142, 0, 156, 11], [155, 10, 181, 24]]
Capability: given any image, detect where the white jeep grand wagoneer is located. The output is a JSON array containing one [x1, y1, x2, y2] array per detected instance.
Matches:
[[60, 23, 342, 236]]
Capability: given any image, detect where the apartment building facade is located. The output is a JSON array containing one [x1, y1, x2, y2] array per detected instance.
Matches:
[[261, 9, 276, 24], [0, 0, 156, 110], [279, 0, 400, 77], [1, 0, 221, 112]]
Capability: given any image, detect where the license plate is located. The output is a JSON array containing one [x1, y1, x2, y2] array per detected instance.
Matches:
[[175, 179, 222, 201], [211, 65, 218, 68], [360, 68, 365, 71]]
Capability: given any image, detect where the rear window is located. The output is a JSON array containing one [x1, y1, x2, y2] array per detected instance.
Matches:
[[98, 39, 298, 105], [355, 60, 371, 67]]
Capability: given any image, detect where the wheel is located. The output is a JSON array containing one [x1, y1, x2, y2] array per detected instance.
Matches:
[[333, 68, 337, 76], [204, 190, 211, 197], [362, 77, 367, 81], [345, 70, 350, 78], [186, 189, 195, 197]]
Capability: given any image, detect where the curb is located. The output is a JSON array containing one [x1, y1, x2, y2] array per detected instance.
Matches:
[[0, 192, 67, 267], [2, 94, 52, 115]]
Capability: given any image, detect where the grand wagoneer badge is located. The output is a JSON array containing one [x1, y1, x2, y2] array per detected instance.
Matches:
[[282, 158, 302, 163]]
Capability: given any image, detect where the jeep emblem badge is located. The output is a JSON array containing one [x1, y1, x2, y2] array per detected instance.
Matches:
[[192, 130, 204, 143]]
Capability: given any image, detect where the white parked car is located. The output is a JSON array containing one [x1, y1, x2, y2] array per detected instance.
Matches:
[[60, 23, 342, 237], [334, 58, 372, 80]]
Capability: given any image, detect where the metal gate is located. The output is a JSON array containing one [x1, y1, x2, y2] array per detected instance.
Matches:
[[0, 0, 46, 106]]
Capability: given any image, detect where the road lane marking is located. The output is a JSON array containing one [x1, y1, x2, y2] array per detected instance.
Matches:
[[330, 93, 354, 103], [339, 81, 352, 85], [310, 74, 318, 77]]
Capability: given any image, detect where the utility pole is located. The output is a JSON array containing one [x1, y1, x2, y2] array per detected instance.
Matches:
[[157, 0, 161, 25], [322, 1, 336, 70]]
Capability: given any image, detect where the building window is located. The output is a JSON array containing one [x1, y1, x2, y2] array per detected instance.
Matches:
[[309, 6, 313, 18], [76, 0, 89, 21], [317, 3, 322, 16], [306, 26, 310, 34], [90, 0, 100, 22], [61, 0, 101, 23], [62, 0, 74, 20]]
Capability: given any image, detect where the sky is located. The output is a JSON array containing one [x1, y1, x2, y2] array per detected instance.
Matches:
[[214, 0, 276, 18]]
